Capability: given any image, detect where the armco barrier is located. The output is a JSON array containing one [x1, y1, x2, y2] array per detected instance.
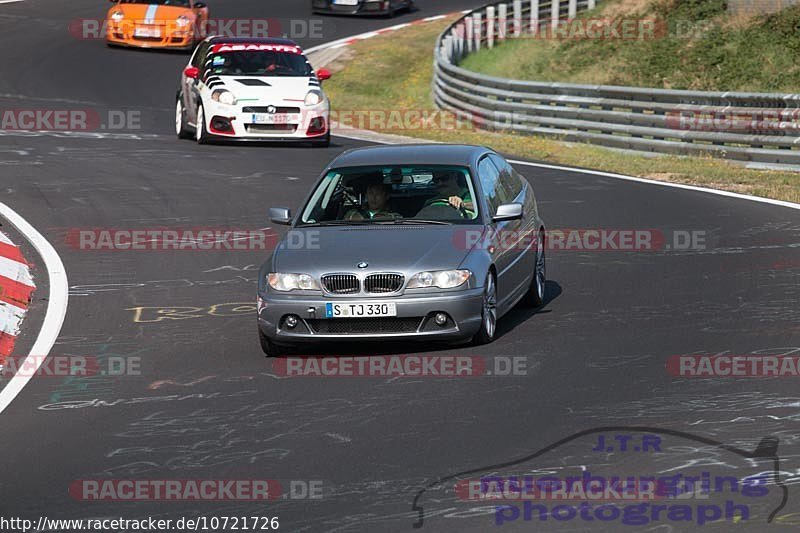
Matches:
[[433, 0, 800, 166]]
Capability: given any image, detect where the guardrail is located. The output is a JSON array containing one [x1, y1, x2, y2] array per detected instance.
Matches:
[[433, 0, 800, 166]]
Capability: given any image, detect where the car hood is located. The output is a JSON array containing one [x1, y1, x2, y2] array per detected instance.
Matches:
[[210, 76, 316, 103], [109, 4, 194, 23], [272, 226, 482, 275]]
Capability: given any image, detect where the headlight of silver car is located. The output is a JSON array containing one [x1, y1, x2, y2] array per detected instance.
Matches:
[[407, 270, 471, 289], [211, 89, 237, 106], [304, 90, 323, 106], [268, 273, 320, 291]]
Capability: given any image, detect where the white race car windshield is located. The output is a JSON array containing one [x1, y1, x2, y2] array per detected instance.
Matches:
[[206, 50, 312, 77]]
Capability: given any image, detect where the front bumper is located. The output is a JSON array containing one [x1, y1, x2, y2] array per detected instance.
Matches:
[[311, 0, 395, 15], [106, 23, 195, 50], [257, 288, 484, 344], [201, 100, 329, 140]]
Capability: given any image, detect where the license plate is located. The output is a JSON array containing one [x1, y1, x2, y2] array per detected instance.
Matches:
[[325, 302, 397, 318], [250, 113, 298, 124], [134, 27, 161, 38], [333, 0, 359, 5]]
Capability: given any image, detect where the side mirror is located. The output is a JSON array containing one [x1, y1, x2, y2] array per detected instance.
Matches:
[[270, 207, 292, 225], [183, 66, 199, 79], [194, 1, 206, 7], [316, 68, 332, 81], [492, 203, 523, 222]]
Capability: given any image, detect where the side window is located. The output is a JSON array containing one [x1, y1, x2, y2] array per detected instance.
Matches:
[[478, 157, 506, 214], [192, 42, 211, 71], [490, 154, 522, 201]]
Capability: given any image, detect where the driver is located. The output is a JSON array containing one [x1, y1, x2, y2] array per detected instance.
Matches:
[[421, 170, 475, 217], [345, 182, 400, 220]]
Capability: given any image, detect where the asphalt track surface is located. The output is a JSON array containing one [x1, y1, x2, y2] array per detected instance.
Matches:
[[1, 1, 799, 532]]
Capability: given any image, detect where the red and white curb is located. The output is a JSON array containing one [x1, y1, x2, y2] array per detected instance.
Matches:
[[0, 202, 68, 415], [0, 230, 35, 363]]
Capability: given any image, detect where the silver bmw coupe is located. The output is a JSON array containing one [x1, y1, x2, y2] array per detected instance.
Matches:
[[257, 144, 546, 356]]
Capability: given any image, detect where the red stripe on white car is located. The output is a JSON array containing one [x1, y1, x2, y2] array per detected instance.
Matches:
[[0, 231, 35, 363]]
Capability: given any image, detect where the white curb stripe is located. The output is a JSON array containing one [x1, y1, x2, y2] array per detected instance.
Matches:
[[0, 301, 25, 336], [0, 255, 34, 287]]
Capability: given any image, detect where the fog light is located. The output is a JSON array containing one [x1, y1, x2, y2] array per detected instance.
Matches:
[[434, 313, 448, 326], [285, 315, 299, 329]]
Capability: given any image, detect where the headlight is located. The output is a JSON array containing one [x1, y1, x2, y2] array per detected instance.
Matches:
[[211, 89, 237, 106], [176, 15, 191, 27], [268, 273, 320, 292], [304, 90, 323, 106], [111, 10, 124, 22], [407, 270, 471, 289]]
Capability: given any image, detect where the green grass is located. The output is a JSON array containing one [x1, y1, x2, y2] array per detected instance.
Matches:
[[459, 0, 800, 92], [324, 16, 800, 204]]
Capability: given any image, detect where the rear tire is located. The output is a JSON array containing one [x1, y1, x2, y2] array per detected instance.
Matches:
[[175, 97, 192, 139], [471, 271, 497, 346], [521, 229, 546, 307]]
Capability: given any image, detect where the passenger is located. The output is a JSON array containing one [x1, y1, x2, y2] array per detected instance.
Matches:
[[345, 183, 400, 220], [422, 170, 475, 217]]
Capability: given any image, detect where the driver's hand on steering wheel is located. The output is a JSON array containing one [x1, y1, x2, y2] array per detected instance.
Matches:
[[448, 196, 464, 210]]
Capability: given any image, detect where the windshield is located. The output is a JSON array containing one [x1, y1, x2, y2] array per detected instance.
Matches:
[[205, 49, 312, 77], [299, 165, 480, 226], [119, 0, 191, 6]]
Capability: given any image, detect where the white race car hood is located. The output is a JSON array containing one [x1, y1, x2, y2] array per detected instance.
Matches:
[[205, 75, 319, 103]]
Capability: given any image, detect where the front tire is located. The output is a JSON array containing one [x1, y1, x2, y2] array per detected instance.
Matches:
[[311, 130, 331, 148], [259, 329, 278, 357], [472, 271, 497, 345], [195, 103, 208, 144], [176, 97, 192, 139]]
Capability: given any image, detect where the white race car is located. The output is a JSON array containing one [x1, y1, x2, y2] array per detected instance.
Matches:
[[176, 37, 331, 146]]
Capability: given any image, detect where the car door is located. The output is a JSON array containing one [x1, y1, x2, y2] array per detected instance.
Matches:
[[477, 156, 515, 307], [490, 154, 535, 300], [183, 41, 209, 123]]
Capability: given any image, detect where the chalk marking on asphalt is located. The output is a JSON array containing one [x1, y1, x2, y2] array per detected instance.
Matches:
[[0, 202, 68, 415]]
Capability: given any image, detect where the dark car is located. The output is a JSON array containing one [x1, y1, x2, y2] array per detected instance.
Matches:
[[257, 144, 546, 356], [311, 0, 414, 16]]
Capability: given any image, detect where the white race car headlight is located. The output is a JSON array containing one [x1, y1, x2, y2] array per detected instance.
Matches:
[[111, 10, 125, 22], [176, 15, 191, 27], [211, 89, 237, 106], [268, 273, 320, 292], [304, 90, 323, 106], [408, 270, 471, 289]]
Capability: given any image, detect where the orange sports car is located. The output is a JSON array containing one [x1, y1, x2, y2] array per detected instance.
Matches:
[[106, 0, 209, 50]]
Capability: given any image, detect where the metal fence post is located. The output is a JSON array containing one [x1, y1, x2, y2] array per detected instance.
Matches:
[[486, 6, 495, 48], [473, 12, 482, 51], [531, 0, 539, 36], [499, 3, 508, 42], [551, 0, 560, 31]]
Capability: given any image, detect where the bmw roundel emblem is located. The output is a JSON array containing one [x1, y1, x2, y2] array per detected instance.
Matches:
[[357, 261, 369, 269], [266, 105, 277, 114]]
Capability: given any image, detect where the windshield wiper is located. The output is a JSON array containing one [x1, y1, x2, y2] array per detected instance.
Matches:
[[300, 220, 374, 227], [381, 219, 452, 225]]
